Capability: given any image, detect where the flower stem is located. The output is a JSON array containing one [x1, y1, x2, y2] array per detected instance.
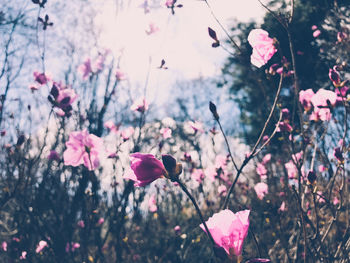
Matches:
[[175, 179, 216, 246]]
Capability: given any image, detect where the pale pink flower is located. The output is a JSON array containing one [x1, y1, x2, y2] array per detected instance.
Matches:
[[256, 163, 267, 179], [200, 209, 250, 256], [248, 29, 277, 68], [254, 182, 268, 200], [120, 126, 134, 141], [165, 0, 174, 8], [292, 151, 303, 163], [215, 155, 228, 170], [311, 25, 318, 30], [191, 169, 205, 183], [36, 240, 48, 253], [313, 30, 321, 38], [124, 153, 166, 187], [284, 160, 298, 179], [317, 191, 326, 203], [333, 197, 340, 205], [160, 127, 172, 139], [311, 89, 337, 121], [131, 97, 149, 112], [77, 220, 85, 228], [98, 218, 105, 225], [2, 241, 7, 251], [279, 201, 286, 212], [318, 165, 327, 172], [104, 120, 118, 133], [146, 22, 160, 35], [174, 225, 181, 233], [63, 130, 104, 171], [20, 251, 27, 260], [78, 58, 92, 80], [262, 154, 271, 164], [188, 121, 204, 133], [299, 89, 315, 111], [115, 69, 126, 81], [148, 194, 157, 213], [218, 185, 227, 196]]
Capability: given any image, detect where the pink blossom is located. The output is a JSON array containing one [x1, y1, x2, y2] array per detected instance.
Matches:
[[256, 163, 267, 179], [292, 151, 303, 163], [215, 155, 228, 170], [120, 126, 134, 141], [71, 243, 80, 252], [337, 32, 347, 43], [98, 218, 105, 225], [318, 165, 327, 172], [77, 220, 85, 228], [218, 185, 227, 196], [174, 225, 181, 233], [279, 201, 286, 212], [36, 240, 48, 253], [311, 89, 337, 121], [313, 30, 321, 38], [254, 182, 268, 200], [115, 69, 126, 81], [146, 22, 159, 35], [20, 251, 27, 260], [317, 191, 326, 203], [131, 97, 149, 112], [124, 153, 166, 187], [188, 121, 204, 133], [284, 160, 298, 179], [48, 150, 60, 161], [165, 0, 174, 8], [160, 127, 172, 139], [2, 241, 7, 251], [78, 58, 92, 80], [63, 130, 104, 171], [311, 25, 318, 30], [333, 197, 340, 205], [92, 55, 105, 73], [49, 83, 78, 117], [191, 169, 205, 183], [277, 121, 293, 133], [34, 71, 49, 85], [200, 209, 250, 256], [299, 89, 315, 111], [248, 29, 277, 68], [148, 194, 157, 212], [29, 83, 40, 91], [104, 120, 118, 133], [262, 154, 271, 164], [329, 68, 341, 86]]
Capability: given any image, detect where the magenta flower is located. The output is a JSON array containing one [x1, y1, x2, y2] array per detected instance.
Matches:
[[200, 209, 250, 257], [174, 225, 181, 234], [63, 130, 104, 171], [104, 120, 118, 134], [48, 83, 78, 117], [124, 153, 166, 187], [48, 150, 60, 161], [97, 218, 105, 225], [34, 71, 50, 85], [77, 220, 85, 228], [35, 240, 48, 253], [254, 182, 268, 200], [248, 29, 277, 68]]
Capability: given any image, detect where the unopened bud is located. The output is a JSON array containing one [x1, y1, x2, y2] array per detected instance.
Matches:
[[307, 171, 317, 185], [209, 101, 219, 120], [162, 154, 182, 180]]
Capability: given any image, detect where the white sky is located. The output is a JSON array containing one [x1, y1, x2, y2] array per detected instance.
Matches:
[[94, 0, 264, 104]]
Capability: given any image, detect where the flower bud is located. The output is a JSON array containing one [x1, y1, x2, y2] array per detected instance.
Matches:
[[307, 170, 317, 185], [209, 101, 219, 120]]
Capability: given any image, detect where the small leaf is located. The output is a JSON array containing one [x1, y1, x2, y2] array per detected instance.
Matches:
[[212, 41, 220, 48]]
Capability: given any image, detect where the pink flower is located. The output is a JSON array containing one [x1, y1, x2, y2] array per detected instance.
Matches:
[[120, 126, 134, 141], [124, 153, 166, 187], [165, 0, 174, 8], [311, 25, 318, 30], [104, 120, 118, 133], [92, 55, 105, 73], [78, 58, 92, 80], [77, 220, 85, 228], [254, 182, 268, 200], [279, 201, 286, 212], [318, 165, 327, 172], [160, 127, 172, 139], [200, 210, 250, 256], [131, 97, 149, 112], [218, 185, 227, 196], [148, 194, 157, 212], [262, 154, 271, 164], [191, 169, 205, 183], [36, 240, 48, 253], [71, 243, 80, 252], [2, 241, 7, 251], [188, 121, 204, 133], [20, 251, 27, 260], [63, 130, 104, 171], [48, 150, 60, 161], [313, 30, 321, 38], [329, 68, 341, 86], [248, 29, 277, 68], [146, 22, 159, 35], [256, 163, 267, 179], [49, 83, 78, 117], [98, 218, 104, 225], [34, 71, 49, 85], [115, 69, 126, 81], [311, 89, 337, 121], [284, 160, 298, 179], [333, 197, 340, 205], [174, 225, 181, 234], [299, 89, 315, 111]]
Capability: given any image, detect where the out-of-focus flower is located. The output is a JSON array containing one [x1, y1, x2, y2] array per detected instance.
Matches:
[[218, 185, 227, 196], [333, 147, 344, 163], [337, 31, 347, 43], [317, 191, 326, 203], [63, 130, 104, 171], [48, 150, 60, 161], [131, 97, 149, 113], [148, 194, 157, 212], [277, 121, 293, 133], [174, 225, 181, 234], [262, 154, 271, 164], [97, 218, 104, 225], [115, 69, 126, 81], [329, 68, 341, 86], [191, 169, 205, 183], [78, 58, 92, 80], [146, 22, 159, 35], [279, 201, 286, 212], [311, 25, 318, 30], [20, 251, 27, 260], [200, 209, 250, 256], [333, 197, 340, 205], [104, 120, 118, 134], [299, 89, 315, 111], [160, 127, 172, 139], [285, 160, 298, 179], [36, 240, 48, 253], [256, 163, 267, 180], [313, 29, 321, 38], [318, 165, 327, 172], [77, 220, 85, 228], [1, 241, 7, 251], [71, 243, 80, 252], [254, 182, 268, 200], [248, 29, 277, 68], [34, 71, 49, 85], [120, 126, 134, 141], [48, 83, 78, 117], [124, 153, 166, 187], [187, 121, 204, 134], [311, 89, 337, 121]]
